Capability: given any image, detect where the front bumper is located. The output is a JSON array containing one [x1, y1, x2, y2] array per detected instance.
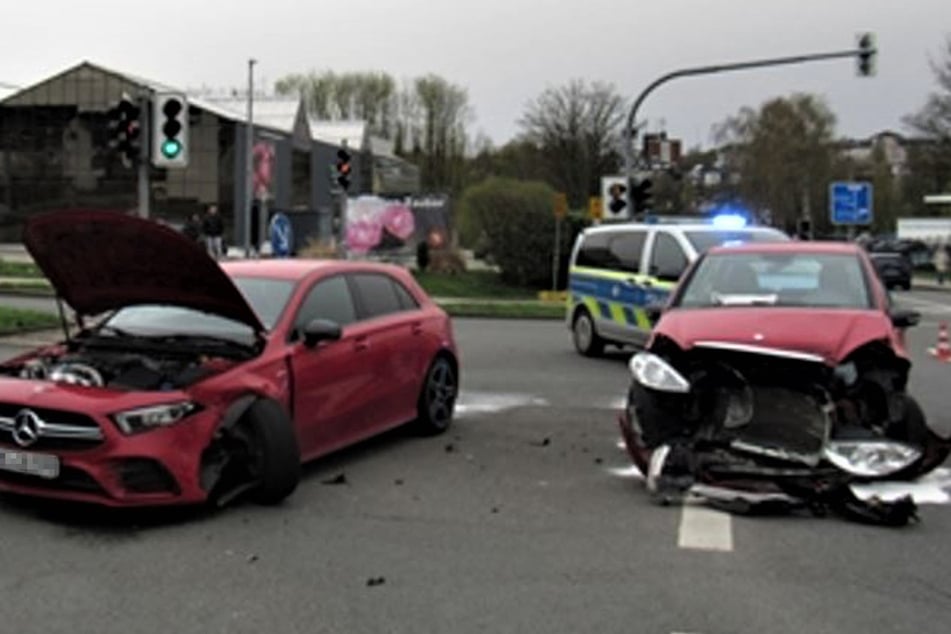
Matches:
[[0, 409, 221, 507]]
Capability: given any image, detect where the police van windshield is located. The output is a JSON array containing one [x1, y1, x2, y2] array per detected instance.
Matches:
[[685, 229, 789, 253]]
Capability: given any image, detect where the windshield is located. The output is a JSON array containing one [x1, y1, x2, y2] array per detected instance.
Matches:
[[98, 277, 295, 345], [684, 229, 789, 253], [677, 252, 872, 309], [231, 276, 296, 329]]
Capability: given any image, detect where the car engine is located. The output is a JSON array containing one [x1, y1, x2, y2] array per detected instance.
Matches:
[[1, 349, 228, 391]]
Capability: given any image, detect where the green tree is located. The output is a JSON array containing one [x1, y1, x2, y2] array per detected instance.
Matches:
[[518, 79, 627, 208], [715, 94, 838, 234], [275, 71, 396, 137]]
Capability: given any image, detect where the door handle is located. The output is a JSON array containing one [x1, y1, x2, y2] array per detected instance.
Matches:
[[411, 322, 424, 335], [354, 336, 370, 352]]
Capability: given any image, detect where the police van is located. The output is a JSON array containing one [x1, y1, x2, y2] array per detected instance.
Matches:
[[566, 216, 789, 356]]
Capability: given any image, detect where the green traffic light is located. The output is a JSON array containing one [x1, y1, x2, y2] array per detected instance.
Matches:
[[161, 139, 182, 159]]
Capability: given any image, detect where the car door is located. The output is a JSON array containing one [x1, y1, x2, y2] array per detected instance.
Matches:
[[288, 274, 376, 459], [587, 230, 650, 346], [347, 272, 422, 432]]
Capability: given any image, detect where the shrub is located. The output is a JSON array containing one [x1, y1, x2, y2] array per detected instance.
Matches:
[[462, 177, 579, 288]]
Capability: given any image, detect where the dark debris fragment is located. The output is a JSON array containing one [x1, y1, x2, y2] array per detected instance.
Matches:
[[322, 473, 348, 486]]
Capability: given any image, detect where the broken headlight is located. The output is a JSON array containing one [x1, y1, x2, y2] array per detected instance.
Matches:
[[112, 401, 200, 435], [630, 352, 690, 393], [823, 440, 921, 477]]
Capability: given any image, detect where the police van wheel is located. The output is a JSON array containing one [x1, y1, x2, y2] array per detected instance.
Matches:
[[573, 309, 604, 357]]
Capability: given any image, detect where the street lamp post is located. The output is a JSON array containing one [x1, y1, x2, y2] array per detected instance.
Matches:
[[245, 58, 256, 258], [622, 40, 878, 185]]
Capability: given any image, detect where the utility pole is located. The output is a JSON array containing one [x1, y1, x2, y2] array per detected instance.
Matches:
[[622, 38, 879, 203], [244, 58, 257, 258]]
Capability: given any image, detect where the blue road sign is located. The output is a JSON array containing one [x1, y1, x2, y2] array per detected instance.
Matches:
[[269, 212, 293, 258], [830, 181, 873, 225]]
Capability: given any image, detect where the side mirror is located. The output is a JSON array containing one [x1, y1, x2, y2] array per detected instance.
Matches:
[[646, 302, 665, 325], [890, 309, 921, 329], [302, 319, 342, 348]]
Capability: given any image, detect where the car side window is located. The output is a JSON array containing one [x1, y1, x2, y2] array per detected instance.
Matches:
[[650, 232, 688, 281], [351, 273, 404, 319], [608, 232, 646, 273], [576, 233, 612, 268], [392, 279, 420, 311], [293, 275, 357, 337]]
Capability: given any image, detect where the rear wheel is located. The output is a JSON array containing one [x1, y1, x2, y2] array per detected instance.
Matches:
[[412, 355, 457, 436], [573, 309, 604, 357]]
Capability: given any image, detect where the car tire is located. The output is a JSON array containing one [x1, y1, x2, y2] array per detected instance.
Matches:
[[888, 395, 949, 481], [412, 355, 457, 436], [573, 309, 604, 357], [902, 281, 912, 291], [241, 400, 301, 505]]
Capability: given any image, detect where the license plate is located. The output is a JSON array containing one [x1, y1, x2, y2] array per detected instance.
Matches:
[[0, 448, 60, 479]]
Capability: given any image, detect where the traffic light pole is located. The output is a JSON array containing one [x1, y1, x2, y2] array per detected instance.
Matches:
[[137, 95, 150, 219], [622, 43, 878, 180]]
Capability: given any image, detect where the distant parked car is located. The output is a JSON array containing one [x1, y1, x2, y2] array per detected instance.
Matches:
[[869, 252, 912, 290]]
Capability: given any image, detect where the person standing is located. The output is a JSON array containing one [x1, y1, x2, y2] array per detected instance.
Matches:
[[202, 204, 224, 259], [933, 241, 949, 285], [182, 212, 202, 243]]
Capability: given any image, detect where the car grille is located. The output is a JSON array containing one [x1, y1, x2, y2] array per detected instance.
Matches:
[[730, 386, 831, 465], [0, 403, 104, 451]]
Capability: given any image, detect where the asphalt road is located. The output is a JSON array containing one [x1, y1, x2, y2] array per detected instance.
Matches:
[[0, 294, 950, 633]]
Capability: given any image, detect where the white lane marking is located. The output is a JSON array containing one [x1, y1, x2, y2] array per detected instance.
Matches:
[[677, 500, 734, 552], [454, 391, 549, 417], [850, 467, 951, 505], [608, 465, 644, 480]]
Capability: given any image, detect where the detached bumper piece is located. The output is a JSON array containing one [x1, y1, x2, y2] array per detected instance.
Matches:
[[643, 438, 919, 528]]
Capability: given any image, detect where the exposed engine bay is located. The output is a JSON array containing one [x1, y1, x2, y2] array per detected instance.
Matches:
[[0, 346, 235, 391], [620, 337, 950, 527]]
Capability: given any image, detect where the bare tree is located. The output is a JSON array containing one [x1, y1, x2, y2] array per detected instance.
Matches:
[[904, 35, 951, 198], [714, 94, 838, 232], [518, 79, 626, 207]]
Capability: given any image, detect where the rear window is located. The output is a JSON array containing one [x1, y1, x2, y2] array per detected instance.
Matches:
[[684, 229, 789, 253]]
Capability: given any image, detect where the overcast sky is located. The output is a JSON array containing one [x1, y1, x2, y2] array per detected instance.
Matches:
[[1, 0, 948, 148]]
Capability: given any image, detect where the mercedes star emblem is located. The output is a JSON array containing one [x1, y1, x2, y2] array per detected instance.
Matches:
[[12, 409, 42, 448]]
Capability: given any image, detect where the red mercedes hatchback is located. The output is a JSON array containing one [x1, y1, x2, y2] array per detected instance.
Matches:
[[0, 211, 459, 508]]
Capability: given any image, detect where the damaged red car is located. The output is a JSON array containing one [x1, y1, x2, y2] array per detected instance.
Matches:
[[0, 211, 459, 507], [618, 241, 949, 524]]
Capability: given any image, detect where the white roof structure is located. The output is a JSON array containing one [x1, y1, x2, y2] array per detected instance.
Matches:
[[309, 119, 368, 150]]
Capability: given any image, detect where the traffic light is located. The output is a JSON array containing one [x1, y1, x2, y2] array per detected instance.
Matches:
[[631, 176, 654, 214], [152, 93, 189, 167], [335, 149, 352, 191], [107, 94, 141, 167], [857, 32, 876, 77]]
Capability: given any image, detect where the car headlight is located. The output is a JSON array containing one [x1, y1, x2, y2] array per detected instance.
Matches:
[[823, 440, 921, 478], [112, 402, 200, 435], [629, 352, 690, 393]]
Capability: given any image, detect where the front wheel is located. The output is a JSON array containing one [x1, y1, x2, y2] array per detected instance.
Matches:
[[573, 309, 604, 357], [206, 399, 301, 506], [412, 355, 457, 435]]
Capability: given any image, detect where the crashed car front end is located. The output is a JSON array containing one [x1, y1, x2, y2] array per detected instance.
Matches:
[[618, 336, 935, 526]]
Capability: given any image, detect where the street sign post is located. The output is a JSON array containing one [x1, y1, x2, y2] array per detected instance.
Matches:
[[269, 212, 294, 258], [830, 181, 873, 225], [601, 176, 630, 221]]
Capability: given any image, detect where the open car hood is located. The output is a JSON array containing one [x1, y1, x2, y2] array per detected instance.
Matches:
[[24, 210, 265, 333], [654, 307, 893, 364]]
